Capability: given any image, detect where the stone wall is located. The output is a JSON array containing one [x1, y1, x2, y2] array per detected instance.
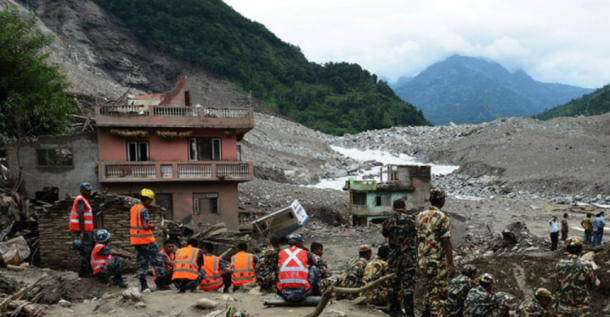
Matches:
[[5, 133, 100, 199], [38, 193, 164, 271]]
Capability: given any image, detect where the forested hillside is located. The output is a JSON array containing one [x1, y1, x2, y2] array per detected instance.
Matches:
[[91, 0, 430, 134], [534, 84, 610, 120]]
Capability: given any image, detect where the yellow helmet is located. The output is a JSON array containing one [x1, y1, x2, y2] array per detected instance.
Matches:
[[140, 188, 155, 200]]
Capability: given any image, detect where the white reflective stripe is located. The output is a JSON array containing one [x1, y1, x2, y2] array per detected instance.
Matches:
[[280, 248, 306, 271], [91, 259, 108, 263], [70, 219, 93, 224], [279, 267, 309, 273], [279, 278, 308, 284]]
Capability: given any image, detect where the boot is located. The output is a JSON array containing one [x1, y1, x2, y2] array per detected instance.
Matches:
[[388, 293, 406, 317], [421, 311, 431, 317], [155, 277, 171, 291], [140, 278, 150, 292], [113, 274, 128, 288], [403, 294, 415, 317]]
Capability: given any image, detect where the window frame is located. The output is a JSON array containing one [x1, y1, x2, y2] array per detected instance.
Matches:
[[126, 141, 149, 162], [36, 148, 74, 167], [193, 193, 219, 215], [188, 137, 222, 161]]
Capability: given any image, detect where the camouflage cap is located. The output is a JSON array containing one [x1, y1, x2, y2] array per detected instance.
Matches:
[[462, 264, 478, 276], [359, 244, 372, 252], [480, 273, 495, 284], [534, 287, 553, 300], [566, 236, 583, 246], [430, 188, 446, 200]]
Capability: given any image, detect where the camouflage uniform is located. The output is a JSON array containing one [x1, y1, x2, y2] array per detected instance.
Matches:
[[515, 299, 553, 317], [446, 269, 477, 317], [76, 231, 95, 275], [135, 242, 166, 280], [311, 252, 331, 292], [95, 257, 126, 280], [336, 253, 369, 300], [463, 285, 506, 317], [416, 201, 452, 316], [382, 209, 418, 298], [555, 237, 600, 317], [359, 257, 390, 306], [255, 245, 279, 290]]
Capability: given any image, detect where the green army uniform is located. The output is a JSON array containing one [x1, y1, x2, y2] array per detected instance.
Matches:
[[515, 287, 554, 317], [446, 265, 478, 317], [555, 237, 600, 317], [311, 252, 331, 292], [463, 285, 506, 317], [382, 208, 418, 299], [360, 257, 390, 306], [255, 245, 279, 290], [416, 194, 452, 316], [336, 251, 369, 300]]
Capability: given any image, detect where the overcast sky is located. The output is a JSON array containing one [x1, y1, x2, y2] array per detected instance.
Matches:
[[223, 0, 610, 89]]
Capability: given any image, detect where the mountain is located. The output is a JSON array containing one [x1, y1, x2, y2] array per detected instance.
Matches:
[[534, 84, 610, 120], [393, 55, 593, 125], [82, 0, 429, 135]]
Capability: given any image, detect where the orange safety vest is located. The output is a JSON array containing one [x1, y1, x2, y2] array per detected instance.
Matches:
[[153, 249, 175, 281], [199, 254, 224, 291], [172, 246, 200, 281], [277, 246, 310, 291], [231, 251, 256, 287], [90, 243, 113, 275], [129, 204, 155, 245], [69, 195, 93, 232]]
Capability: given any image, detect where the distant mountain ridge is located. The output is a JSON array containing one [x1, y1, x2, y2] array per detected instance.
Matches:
[[392, 55, 593, 125], [534, 84, 610, 120]]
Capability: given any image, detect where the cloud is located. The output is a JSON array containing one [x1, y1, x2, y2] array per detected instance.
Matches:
[[224, 0, 610, 88]]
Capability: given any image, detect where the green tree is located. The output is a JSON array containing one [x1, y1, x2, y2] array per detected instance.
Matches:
[[0, 7, 74, 139]]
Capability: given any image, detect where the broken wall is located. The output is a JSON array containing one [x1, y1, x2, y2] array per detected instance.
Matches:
[[38, 193, 164, 271], [5, 133, 100, 199]]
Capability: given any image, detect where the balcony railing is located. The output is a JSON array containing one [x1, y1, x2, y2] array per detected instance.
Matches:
[[98, 161, 254, 182], [95, 105, 254, 129]]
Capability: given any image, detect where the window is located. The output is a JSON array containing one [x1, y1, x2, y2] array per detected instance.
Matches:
[[127, 142, 149, 161], [375, 194, 392, 207], [193, 193, 219, 214], [189, 138, 221, 161], [353, 192, 367, 205], [36, 148, 73, 166]]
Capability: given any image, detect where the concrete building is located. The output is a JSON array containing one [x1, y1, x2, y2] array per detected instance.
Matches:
[[95, 77, 254, 230], [343, 165, 431, 226]]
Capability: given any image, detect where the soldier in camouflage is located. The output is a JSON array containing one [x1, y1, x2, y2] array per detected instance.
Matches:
[[335, 244, 372, 300], [255, 236, 281, 291], [515, 287, 554, 317], [555, 236, 600, 317], [310, 242, 330, 292], [416, 188, 455, 317], [463, 273, 510, 317], [382, 198, 418, 317], [446, 265, 478, 317], [360, 245, 390, 306]]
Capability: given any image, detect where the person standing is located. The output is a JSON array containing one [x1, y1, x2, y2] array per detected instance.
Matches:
[[592, 212, 606, 248], [446, 265, 478, 317], [172, 238, 205, 293], [255, 236, 281, 291], [70, 183, 95, 277], [230, 242, 258, 290], [90, 229, 133, 288], [555, 236, 600, 316], [514, 287, 554, 317], [383, 198, 418, 317], [581, 214, 593, 245], [130, 188, 167, 292], [549, 216, 559, 251], [561, 213, 569, 243], [463, 273, 510, 317], [277, 235, 319, 302], [416, 189, 455, 317]]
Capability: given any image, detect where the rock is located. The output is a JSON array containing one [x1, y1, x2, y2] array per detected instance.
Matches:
[[222, 294, 236, 301], [142, 288, 152, 294], [328, 310, 347, 317], [195, 298, 219, 309], [122, 287, 142, 301], [58, 299, 72, 307], [581, 251, 595, 263], [135, 302, 146, 308], [202, 310, 224, 317], [334, 169, 348, 178], [449, 122, 457, 127], [248, 286, 263, 296]]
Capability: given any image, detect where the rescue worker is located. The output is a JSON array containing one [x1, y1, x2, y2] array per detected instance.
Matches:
[[90, 229, 133, 288], [463, 273, 509, 317], [70, 182, 95, 277], [360, 245, 390, 306], [416, 188, 455, 317], [310, 242, 329, 291], [130, 188, 167, 292], [555, 236, 600, 317], [335, 244, 372, 300], [277, 235, 319, 302], [255, 236, 281, 291], [446, 265, 478, 317], [199, 242, 232, 293], [515, 287, 554, 317], [172, 238, 205, 293], [153, 241, 175, 288], [230, 242, 258, 291], [382, 198, 418, 317]]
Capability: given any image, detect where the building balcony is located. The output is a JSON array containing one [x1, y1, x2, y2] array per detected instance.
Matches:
[[95, 105, 254, 130], [98, 161, 254, 183]]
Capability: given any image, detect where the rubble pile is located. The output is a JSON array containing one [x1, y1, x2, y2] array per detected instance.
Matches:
[[492, 222, 549, 253]]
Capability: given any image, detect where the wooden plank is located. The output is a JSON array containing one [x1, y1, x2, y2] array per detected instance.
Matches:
[[263, 296, 321, 307]]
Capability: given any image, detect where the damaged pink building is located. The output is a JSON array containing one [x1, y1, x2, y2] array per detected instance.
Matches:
[[94, 77, 254, 230]]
